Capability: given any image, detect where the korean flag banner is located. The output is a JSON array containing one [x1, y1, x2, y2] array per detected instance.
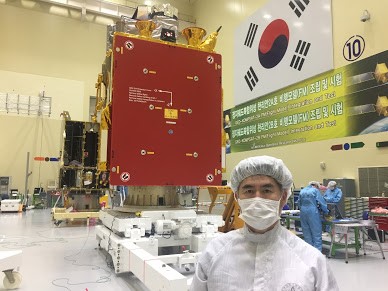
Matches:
[[234, 0, 333, 105]]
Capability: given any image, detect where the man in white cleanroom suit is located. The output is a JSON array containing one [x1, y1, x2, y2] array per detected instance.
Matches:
[[190, 156, 338, 291]]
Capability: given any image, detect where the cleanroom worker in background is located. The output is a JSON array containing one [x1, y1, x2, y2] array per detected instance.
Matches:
[[324, 181, 343, 203], [190, 156, 338, 291], [323, 180, 344, 223], [299, 181, 329, 251]]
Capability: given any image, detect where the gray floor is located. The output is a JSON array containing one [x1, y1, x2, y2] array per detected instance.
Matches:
[[323, 236, 388, 291], [0, 209, 387, 291], [0, 209, 149, 291]]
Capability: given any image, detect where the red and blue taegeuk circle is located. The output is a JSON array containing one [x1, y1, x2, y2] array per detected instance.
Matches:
[[258, 19, 289, 69]]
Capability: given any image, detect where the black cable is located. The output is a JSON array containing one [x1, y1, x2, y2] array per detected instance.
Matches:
[[162, 232, 172, 239], [0, 229, 68, 249], [51, 227, 112, 290], [51, 275, 111, 290], [107, 215, 118, 251]]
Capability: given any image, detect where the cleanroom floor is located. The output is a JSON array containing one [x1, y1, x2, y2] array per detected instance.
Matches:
[[1, 209, 388, 291], [0, 209, 149, 291]]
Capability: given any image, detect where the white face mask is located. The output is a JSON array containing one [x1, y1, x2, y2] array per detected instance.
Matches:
[[238, 196, 281, 231]]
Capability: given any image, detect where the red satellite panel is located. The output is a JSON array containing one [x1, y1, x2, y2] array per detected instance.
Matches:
[[108, 34, 222, 186]]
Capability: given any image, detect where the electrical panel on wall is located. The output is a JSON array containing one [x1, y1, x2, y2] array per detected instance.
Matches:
[[108, 33, 223, 186], [0, 176, 11, 196]]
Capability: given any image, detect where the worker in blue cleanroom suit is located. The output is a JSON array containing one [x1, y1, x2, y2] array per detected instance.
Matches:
[[324, 180, 343, 221], [324, 181, 342, 203], [299, 181, 329, 251]]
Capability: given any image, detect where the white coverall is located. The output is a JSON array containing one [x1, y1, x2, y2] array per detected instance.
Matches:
[[190, 223, 338, 291]]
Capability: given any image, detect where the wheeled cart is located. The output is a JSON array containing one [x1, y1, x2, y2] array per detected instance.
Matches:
[[0, 250, 22, 289], [0, 199, 21, 212], [52, 207, 100, 226]]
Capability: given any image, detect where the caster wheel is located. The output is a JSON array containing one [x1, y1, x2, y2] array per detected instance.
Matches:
[[54, 220, 62, 226], [3, 271, 22, 290]]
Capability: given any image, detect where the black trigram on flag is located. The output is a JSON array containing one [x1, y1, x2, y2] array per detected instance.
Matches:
[[289, 0, 310, 18], [244, 23, 258, 48], [290, 40, 311, 71], [244, 67, 259, 91]]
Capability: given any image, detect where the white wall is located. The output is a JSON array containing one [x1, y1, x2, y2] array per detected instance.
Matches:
[[0, 70, 84, 192], [0, 2, 106, 193], [0, 70, 85, 120], [0, 2, 108, 120], [0, 115, 62, 193], [194, 0, 388, 195]]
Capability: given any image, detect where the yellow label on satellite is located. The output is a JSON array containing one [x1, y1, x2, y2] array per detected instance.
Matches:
[[164, 108, 178, 119]]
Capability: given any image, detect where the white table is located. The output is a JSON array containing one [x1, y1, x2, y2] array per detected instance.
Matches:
[[329, 220, 385, 263]]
